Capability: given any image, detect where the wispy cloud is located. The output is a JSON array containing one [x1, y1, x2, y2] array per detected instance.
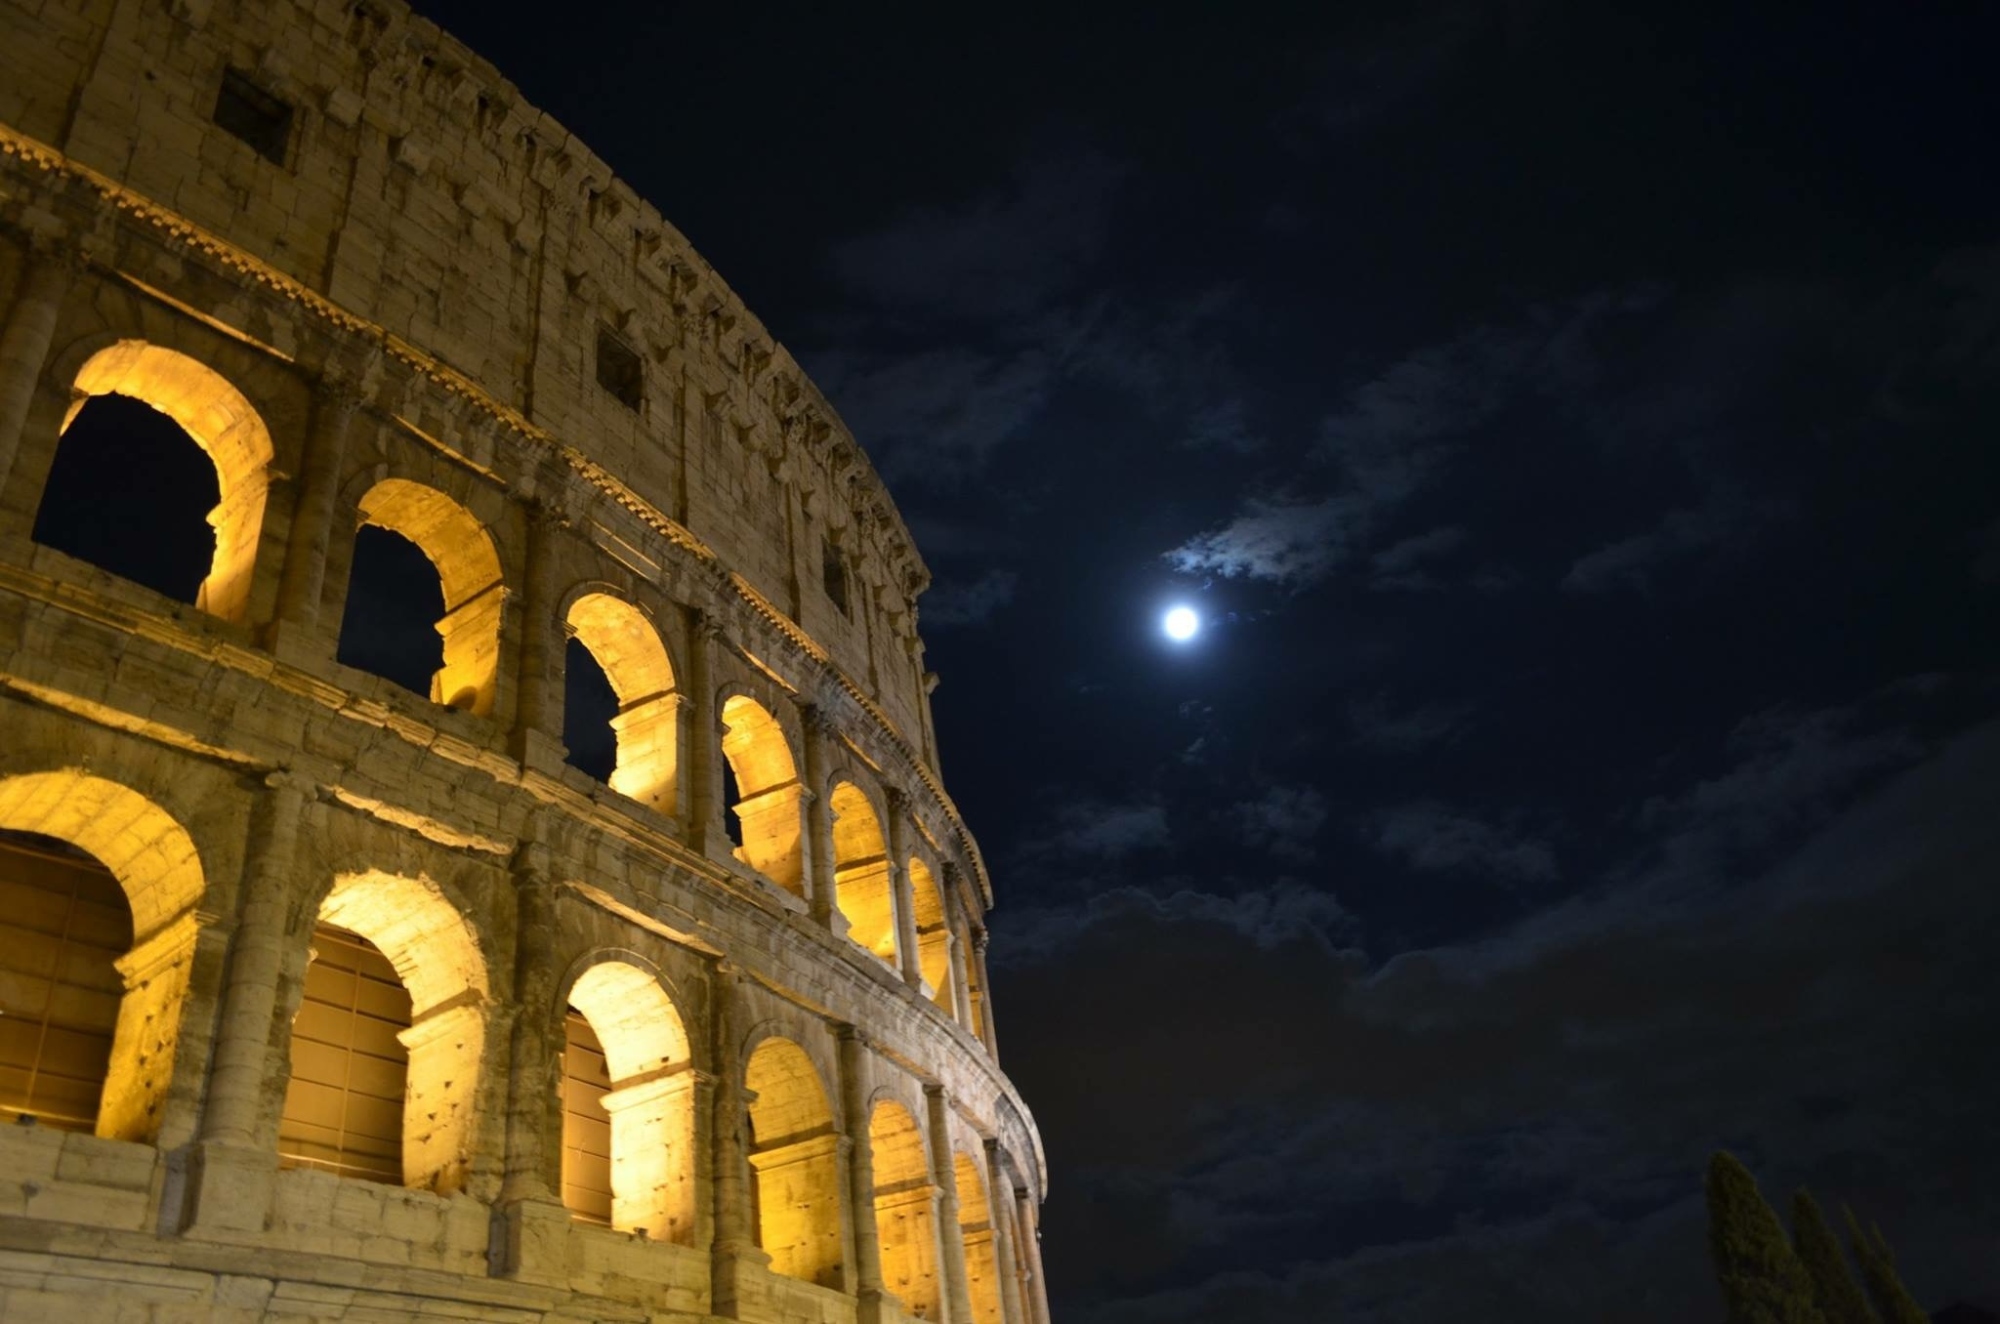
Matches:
[[1235, 783, 1330, 863], [1562, 485, 1793, 595], [1368, 801, 1558, 883]]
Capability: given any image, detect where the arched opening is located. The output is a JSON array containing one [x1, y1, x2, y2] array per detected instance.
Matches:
[[563, 961, 695, 1241], [719, 696, 803, 894], [870, 1100, 941, 1319], [954, 1152, 1004, 1324], [337, 526, 445, 698], [744, 1038, 842, 1287], [908, 858, 953, 1010], [0, 772, 206, 1143], [278, 871, 488, 1193], [338, 479, 504, 716], [276, 924, 408, 1183], [564, 594, 679, 813], [829, 783, 898, 969], [561, 640, 619, 783], [33, 342, 274, 622], [34, 396, 219, 605]]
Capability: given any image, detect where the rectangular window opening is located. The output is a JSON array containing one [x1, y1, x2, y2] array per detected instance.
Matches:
[[822, 541, 850, 616], [596, 327, 644, 411], [213, 67, 294, 165]]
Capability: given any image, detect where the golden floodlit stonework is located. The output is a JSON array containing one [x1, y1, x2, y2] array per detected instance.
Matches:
[[0, 1, 1050, 1320]]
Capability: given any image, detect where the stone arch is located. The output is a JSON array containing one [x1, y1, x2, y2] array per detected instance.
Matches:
[[719, 693, 804, 895], [953, 1151, 1004, 1324], [59, 340, 274, 622], [279, 869, 489, 1193], [349, 478, 505, 715], [0, 771, 206, 1142], [828, 780, 898, 968], [559, 957, 696, 1242], [743, 1035, 843, 1287], [564, 591, 679, 813], [907, 856, 953, 1010], [869, 1097, 942, 1319]]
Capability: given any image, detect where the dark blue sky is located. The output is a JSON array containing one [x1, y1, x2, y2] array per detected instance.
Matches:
[[63, 3, 1999, 1317]]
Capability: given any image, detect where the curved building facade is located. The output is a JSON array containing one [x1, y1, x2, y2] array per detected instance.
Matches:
[[0, 2, 1050, 1321]]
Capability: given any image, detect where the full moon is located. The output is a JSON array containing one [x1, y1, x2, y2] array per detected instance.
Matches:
[[1163, 605, 1200, 642]]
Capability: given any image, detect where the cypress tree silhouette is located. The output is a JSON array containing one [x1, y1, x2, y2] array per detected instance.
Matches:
[[1706, 1153, 1827, 1324], [1791, 1191, 1878, 1324], [1842, 1207, 1929, 1324]]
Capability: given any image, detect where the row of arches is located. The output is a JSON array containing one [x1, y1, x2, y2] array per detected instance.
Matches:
[[0, 769, 1027, 1318], [13, 339, 984, 1033]]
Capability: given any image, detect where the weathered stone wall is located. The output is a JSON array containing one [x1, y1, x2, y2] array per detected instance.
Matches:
[[0, 0, 939, 758], [0, 2, 1051, 1321]]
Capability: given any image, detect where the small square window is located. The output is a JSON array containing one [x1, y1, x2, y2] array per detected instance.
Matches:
[[595, 327, 643, 410], [213, 67, 293, 165], [822, 541, 850, 616]]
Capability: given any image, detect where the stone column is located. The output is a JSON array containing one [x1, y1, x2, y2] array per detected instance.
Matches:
[[949, 932, 975, 1032], [709, 971, 766, 1316], [972, 929, 999, 1061], [0, 243, 76, 502], [684, 611, 723, 854], [182, 772, 307, 1234], [268, 374, 361, 648], [201, 772, 308, 1146], [510, 498, 568, 771], [494, 852, 568, 1284], [1015, 1187, 1052, 1324], [837, 1025, 886, 1317], [985, 1141, 1028, 1324], [885, 789, 923, 990], [927, 1085, 977, 1324], [801, 703, 838, 927]]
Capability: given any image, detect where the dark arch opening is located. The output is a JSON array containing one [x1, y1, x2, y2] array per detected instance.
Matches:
[[719, 756, 744, 847], [336, 524, 445, 699], [562, 637, 620, 783], [32, 395, 219, 604]]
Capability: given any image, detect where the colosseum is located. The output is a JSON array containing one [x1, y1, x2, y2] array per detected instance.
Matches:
[[0, 2, 1051, 1322]]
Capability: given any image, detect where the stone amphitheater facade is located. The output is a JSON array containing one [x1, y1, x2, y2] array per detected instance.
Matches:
[[0, 2, 1051, 1322]]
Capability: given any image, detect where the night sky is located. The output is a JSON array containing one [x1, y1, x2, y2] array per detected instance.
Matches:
[[45, 2, 2000, 1318]]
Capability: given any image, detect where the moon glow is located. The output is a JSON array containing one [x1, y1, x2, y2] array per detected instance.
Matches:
[[1163, 605, 1200, 642]]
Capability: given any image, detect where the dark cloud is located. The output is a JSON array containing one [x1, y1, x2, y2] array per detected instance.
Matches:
[[1017, 798, 1171, 864], [1368, 801, 1559, 883], [828, 150, 1127, 322], [1164, 292, 1634, 586], [1027, 721, 2000, 1324], [991, 881, 1356, 969], [1344, 694, 1474, 752], [919, 568, 1019, 629], [1233, 783, 1329, 863], [1368, 524, 1469, 592], [1561, 485, 1794, 595], [807, 344, 1056, 486]]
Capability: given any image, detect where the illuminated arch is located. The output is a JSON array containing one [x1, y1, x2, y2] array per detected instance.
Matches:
[[565, 593, 679, 813], [352, 479, 505, 715], [561, 960, 695, 1241], [0, 771, 206, 1142], [65, 340, 274, 622], [954, 1151, 1004, 1324], [744, 1037, 843, 1286], [280, 870, 489, 1193], [719, 695, 804, 894], [908, 857, 953, 1010], [829, 782, 898, 968], [869, 1099, 941, 1319]]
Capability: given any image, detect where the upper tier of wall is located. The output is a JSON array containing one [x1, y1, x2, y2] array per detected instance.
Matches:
[[0, 0, 936, 745]]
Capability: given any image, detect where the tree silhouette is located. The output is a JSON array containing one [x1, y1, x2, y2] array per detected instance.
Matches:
[[1706, 1152, 1826, 1324], [1843, 1207, 1929, 1324], [1792, 1191, 1878, 1324]]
